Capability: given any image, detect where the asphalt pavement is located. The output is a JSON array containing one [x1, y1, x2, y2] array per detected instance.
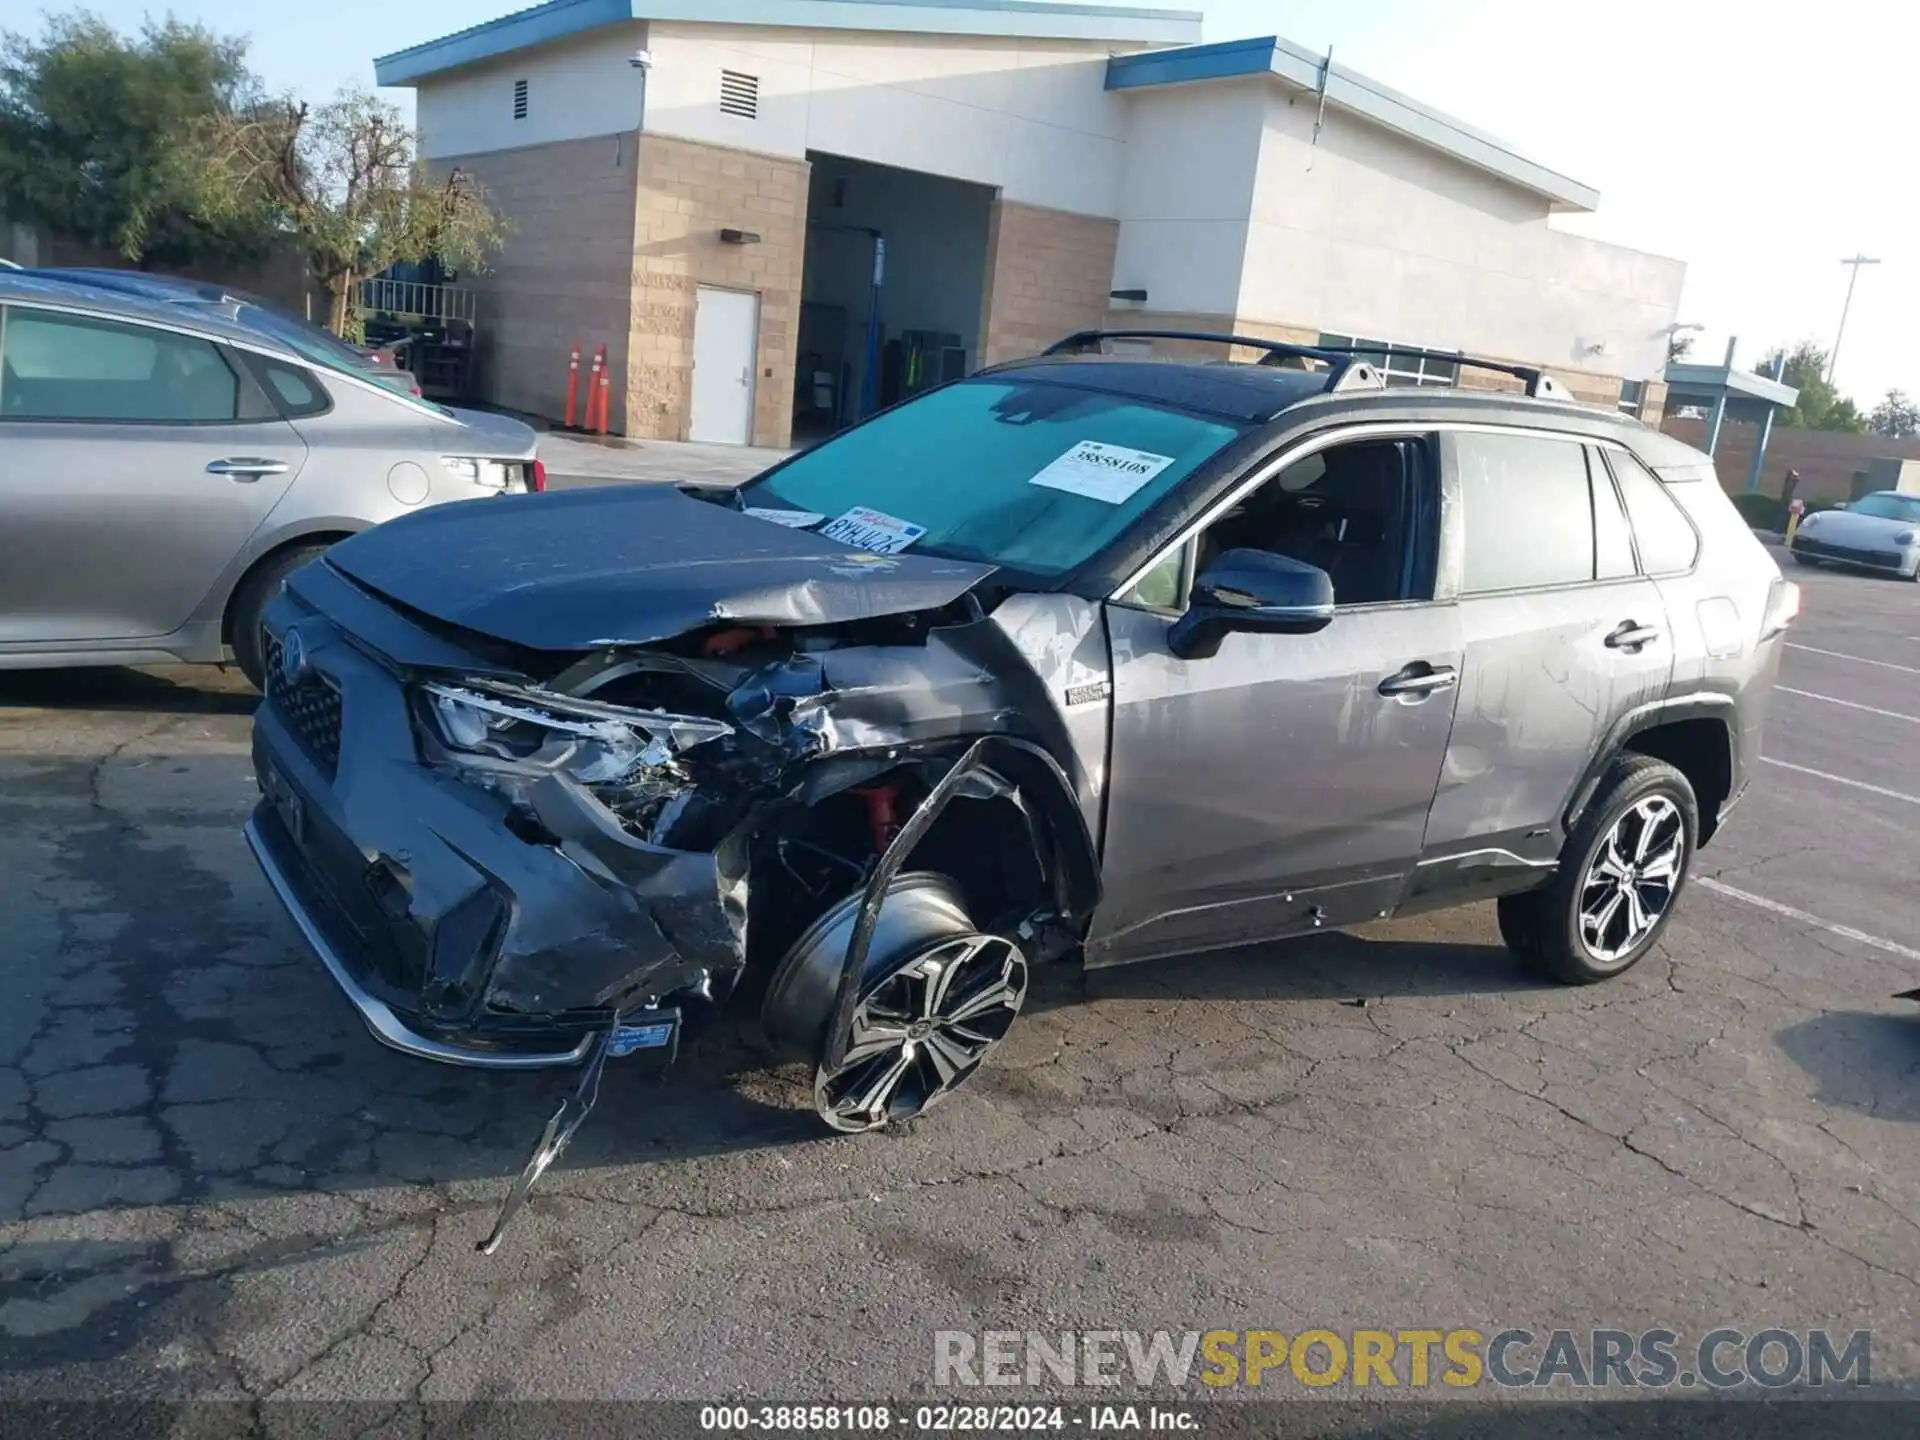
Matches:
[[1, 544, 1916, 1413]]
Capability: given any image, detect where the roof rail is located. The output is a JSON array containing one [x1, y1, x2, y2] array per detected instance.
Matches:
[[1044, 329, 1578, 402], [1304, 341, 1573, 401], [1041, 329, 1386, 392]]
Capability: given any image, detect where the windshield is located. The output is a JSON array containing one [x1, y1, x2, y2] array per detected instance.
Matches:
[[740, 378, 1245, 576], [1849, 493, 1920, 523]]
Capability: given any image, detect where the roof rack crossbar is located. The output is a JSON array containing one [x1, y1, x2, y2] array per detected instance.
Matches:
[[1303, 341, 1569, 400], [1041, 329, 1363, 385]]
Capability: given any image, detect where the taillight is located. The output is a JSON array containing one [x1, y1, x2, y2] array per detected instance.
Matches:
[[530, 458, 548, 493], [1760, 577, 1800, 641]]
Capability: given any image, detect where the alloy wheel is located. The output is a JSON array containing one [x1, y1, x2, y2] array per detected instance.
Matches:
[[1577, 794, 1685, 965], [814, 934, 1027, 1133]]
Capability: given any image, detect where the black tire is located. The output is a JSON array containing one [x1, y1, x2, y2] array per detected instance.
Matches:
[[1498, 755, 1698, 985], [228, 544, 330, 690]]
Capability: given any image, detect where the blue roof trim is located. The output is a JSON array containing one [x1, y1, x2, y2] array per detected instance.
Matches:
[[1106, 36, 1600, 213], [377, 0, 1202, 85]]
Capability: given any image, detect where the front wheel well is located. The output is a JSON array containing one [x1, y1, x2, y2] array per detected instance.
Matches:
[[221, 533, 352, 643], [1621, 718, 1733, 842]]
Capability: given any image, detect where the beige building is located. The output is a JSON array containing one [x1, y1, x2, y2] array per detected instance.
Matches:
[[376, 0, 1686, 448]]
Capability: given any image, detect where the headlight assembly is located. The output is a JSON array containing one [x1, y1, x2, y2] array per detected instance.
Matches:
[[421, 680, 730, 787]]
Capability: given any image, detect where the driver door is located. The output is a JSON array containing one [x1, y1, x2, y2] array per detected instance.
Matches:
[[1086, 431, 1463, 966]]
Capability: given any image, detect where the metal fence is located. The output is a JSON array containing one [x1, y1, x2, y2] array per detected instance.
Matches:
[[358, 279, 476, 323]]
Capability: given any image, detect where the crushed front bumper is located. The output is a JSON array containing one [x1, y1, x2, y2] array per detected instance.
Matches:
[[244, 597, 740, 1071]]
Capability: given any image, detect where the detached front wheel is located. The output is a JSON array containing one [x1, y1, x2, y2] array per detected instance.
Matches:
[[1500, 756, 1698, 985], [761, 873, 1029, 1133]]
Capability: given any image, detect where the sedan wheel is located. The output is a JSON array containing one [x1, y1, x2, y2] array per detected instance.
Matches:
[[761, 873, 1028, 1134]]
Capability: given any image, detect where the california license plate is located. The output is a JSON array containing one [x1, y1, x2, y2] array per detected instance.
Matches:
[[819, 506, 926, 555]]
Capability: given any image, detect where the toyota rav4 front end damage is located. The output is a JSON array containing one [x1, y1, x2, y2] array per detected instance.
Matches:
[[244, 481, 1104, 1251]]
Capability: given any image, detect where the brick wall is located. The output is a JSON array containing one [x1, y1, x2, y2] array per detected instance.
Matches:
[[977, 200, 1120, 367], [437, 134, 640, 431], [1662, 417, 1920, 502], [629, 133, 808, 446]]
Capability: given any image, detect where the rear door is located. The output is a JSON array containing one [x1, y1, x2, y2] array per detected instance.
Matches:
[[0, 304, 306, 643], [1414, 429, 1673, 894]]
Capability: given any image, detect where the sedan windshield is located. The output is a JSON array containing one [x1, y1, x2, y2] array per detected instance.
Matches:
[[739, 378, 1245, 576], [1849, 493, 1920, 523]]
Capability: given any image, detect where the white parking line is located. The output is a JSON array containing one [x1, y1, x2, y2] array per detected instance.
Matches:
[[1761, 755, 1920, 806], [1785, 642, 1920, 676], [1695, 877, 1920, 965], [1776, 686, 1920, 725]]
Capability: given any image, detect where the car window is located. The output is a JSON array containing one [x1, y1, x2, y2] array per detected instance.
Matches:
[[1849, 493, 1920, 523], [0, 307, 239, 422], [1455, 431, 1596, 593], [740, 378, 1246, 577], [1590, 448, 1638, 580], [248, 355, 331, 418], [1607, 449, 1699, 575], [1192, 437, 1433, 607], [1117, 547, 1186, 610]]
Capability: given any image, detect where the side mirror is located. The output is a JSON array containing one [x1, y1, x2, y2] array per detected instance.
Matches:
[[1167, 548, 1334, 660]]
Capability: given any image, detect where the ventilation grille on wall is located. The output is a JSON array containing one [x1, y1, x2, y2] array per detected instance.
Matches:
[[719, 70, 759, 119], [513, 78, 529, 120]]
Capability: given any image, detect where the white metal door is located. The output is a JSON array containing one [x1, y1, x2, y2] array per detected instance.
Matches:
[[690, 286, 758, 444]]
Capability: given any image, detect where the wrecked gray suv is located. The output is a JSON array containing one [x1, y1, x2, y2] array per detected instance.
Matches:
[[244, 331, 1796, 1248]]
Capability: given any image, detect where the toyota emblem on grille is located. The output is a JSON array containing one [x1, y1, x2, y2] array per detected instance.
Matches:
[[280, 628, 308, 685]]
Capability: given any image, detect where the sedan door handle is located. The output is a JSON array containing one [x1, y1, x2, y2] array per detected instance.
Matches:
[[1605, 620, 1662, 652], [206, 457, 290, 481], [1378, 662, 1458, 699]]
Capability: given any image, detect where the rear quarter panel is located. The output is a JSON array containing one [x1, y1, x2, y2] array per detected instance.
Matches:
[[1650, 464, 1786, 807]]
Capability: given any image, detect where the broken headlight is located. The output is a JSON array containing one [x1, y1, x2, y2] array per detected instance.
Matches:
[[422, 680, 731, 786]]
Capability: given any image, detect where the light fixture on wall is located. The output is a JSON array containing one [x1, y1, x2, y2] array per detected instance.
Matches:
[[719, 228, 761, 245], [1109, 288, 1148, 304]]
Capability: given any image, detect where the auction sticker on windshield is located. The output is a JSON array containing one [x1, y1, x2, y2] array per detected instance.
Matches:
[[1029, 440, 1177, 504], [820, 506, 927, 555]]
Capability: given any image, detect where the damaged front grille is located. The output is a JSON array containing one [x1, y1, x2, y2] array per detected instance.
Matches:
[[265, 634, 343, 776]]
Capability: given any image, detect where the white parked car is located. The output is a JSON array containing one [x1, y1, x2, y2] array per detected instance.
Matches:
[[1789, 491, 1920, 580]]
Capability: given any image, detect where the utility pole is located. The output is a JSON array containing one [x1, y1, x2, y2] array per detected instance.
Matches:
[[1829, 254, 1881, 381]]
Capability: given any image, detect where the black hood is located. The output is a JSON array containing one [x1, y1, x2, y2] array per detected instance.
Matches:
[[325, 484, 996, 651]]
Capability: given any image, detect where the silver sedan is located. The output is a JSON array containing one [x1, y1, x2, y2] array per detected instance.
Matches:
[[0, 272, 543, 686]]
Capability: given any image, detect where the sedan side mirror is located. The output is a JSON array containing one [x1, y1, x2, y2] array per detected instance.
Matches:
[[1167, 548, 1335, 660]]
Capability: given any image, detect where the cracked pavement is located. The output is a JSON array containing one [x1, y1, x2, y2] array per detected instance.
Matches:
[[1, 550, 1916, 1407]]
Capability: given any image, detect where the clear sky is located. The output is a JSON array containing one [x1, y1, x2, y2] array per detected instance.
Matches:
[[32, 0, 1912, 406]]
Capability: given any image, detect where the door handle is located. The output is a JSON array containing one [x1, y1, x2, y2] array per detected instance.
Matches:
[[206, 457, 290, 481], [1605, 620, 1661, 652], [1378, 662, 1458, 699]]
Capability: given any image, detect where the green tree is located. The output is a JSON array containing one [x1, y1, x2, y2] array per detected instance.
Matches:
[[0, 10, 268, 267], [1753, 342, 1867, 433], [1869, 388, 1920, 439], [194, 89, 501, 335]]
